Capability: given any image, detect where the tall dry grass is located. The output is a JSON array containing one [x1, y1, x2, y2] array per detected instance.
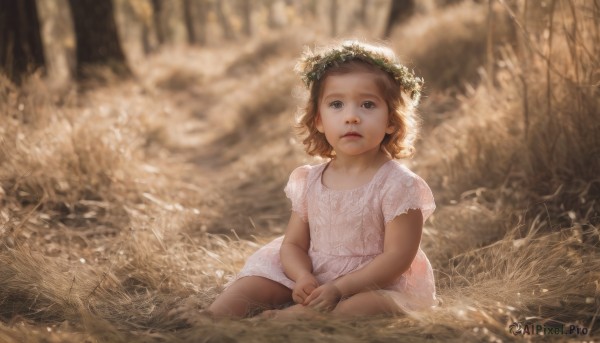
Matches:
[[0, 1, 598, 342], [416, 0, 599, 224], [415, 0, 600, 337]]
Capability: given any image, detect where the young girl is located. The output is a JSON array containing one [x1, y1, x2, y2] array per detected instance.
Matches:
[[208, 40, 436, 318]]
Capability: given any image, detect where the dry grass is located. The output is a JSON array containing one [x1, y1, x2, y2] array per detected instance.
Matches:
[[1, 2, 599, 342], [389, 1, 514, 93]]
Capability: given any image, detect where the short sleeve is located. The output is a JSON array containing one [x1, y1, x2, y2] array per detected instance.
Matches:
[[283, 165, 310, 222], [381, 172, 436, 224]]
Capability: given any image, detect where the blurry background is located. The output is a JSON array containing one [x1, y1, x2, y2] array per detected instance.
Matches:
[[0, 0, 599, 342]]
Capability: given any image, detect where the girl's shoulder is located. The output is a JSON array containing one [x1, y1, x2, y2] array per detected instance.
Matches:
[[378, 160, 432, 192], [290, 162, 327, 179], [287, 162, 328, 185], [380, 160, 436, 222], [382, 160, 423, 181]]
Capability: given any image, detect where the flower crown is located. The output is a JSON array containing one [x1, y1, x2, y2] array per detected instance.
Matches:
[[296, 41, 423, 101]]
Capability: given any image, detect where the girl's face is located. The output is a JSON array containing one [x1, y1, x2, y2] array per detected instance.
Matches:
[[315, 72, 394, 159]]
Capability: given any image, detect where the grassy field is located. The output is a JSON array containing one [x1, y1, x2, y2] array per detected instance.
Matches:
[[1, 1, 598, 342]]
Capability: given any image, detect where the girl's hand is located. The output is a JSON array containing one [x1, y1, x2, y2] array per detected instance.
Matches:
[[292, 273, 319, 304], [304, 282, 342, 312]]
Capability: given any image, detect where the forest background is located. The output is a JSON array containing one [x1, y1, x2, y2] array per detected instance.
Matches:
[[0, 0, 599, 341]]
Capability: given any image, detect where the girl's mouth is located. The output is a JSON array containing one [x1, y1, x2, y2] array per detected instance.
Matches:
[[342, 131, 362, 138]]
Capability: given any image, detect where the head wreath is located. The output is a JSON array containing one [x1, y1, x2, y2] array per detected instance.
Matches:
[[296, 41, 423, 101]]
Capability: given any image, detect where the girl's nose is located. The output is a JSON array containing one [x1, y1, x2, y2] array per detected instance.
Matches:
[[345, 108, 360, 124]]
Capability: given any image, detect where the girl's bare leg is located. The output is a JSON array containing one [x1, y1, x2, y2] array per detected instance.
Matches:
[[264, 291, 400, 319], [331, 291, 401, 316], [208, 276, 292, 318], [261, 303, 320, 319]]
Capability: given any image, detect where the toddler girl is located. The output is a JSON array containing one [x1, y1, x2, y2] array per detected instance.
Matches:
[[208, 40, 436, 318]]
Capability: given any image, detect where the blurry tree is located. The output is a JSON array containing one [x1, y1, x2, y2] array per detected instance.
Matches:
[[354, 0, 393, 37], [149, 1, 187, 46], [67, 0, 131, 80], [215, 1, 235, 40], [293, 0, 317, 17], [240, 0, 254, 36], [151, 0, 167, 44], [36, 0, 75, 84], [124, 0, 156, 54], [330, 0, 338, 36], [358, 0, 369, 26], [183, 0, 209, 44], [268, 0, 288, 29], [384, 0, 415, 37], [0, 0, 46, 84], [312, 0, 391, 38], [183, 0, 197, 43]]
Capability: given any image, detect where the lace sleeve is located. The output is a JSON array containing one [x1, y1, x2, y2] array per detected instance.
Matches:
[[283, 165, 310, 222], [381, 172, 436, 224]]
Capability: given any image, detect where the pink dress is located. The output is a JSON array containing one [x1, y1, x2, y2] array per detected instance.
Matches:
[[232, 160, 437, 312]]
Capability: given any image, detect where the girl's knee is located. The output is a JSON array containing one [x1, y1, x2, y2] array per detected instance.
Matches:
[[208, 277, 292, 318]]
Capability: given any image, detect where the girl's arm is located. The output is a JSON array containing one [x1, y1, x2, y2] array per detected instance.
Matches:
[[280, 211, 318, 303], [305, 209, 423, 309]]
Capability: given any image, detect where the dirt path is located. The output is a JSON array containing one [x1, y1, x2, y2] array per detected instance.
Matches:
[[132, 36, 309, 240]]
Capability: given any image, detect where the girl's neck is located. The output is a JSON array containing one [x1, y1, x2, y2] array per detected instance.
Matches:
[[330, 149, 390, 174], [322, 150, 391, 190]]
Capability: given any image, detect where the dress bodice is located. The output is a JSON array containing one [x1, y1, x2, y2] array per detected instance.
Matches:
[[285, 160, 436, 256]]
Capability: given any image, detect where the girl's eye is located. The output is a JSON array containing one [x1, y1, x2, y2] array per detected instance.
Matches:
[[362, 101, 376, 109], [329, 101, 343, 109]]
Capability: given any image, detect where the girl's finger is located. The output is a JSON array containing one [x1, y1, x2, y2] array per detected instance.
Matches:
[[303, 294, 314, 305], [292, 293, 304, 304], [307, 296, 322, 307], [305, 284, 317, 294], [299, 290, 310, 303], [303, 291, 311, 301]]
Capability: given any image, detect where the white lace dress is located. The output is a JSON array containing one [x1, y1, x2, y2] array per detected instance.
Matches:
[[231, 160, 437, 312]]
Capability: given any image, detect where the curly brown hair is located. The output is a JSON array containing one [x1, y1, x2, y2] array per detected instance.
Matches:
[[294, 41, 421, 159]]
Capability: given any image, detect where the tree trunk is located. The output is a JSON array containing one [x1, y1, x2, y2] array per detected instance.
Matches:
[[268, 0, 287, 29], [241, 0, 253, 37], [182, 0, 196, 44], [0, 0, 46, 85], [141, 22, 153, 54], [122, 0, 156, 55], [215, 1, 235, 40], [358, 0, 368, 26], [330, 0, 338, 36], [182, 0, 208, 45], [67, 0, 131, 80], [384, 0, 414, 37], [151, 0, 166, 45], [296, 0, 317, 17], [196, 0, 208, 45]]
